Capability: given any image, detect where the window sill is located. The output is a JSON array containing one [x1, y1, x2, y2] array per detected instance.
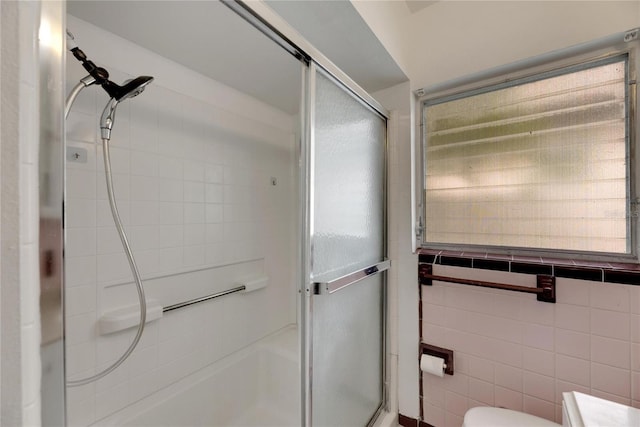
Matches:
[[418, 248, 640, 286]]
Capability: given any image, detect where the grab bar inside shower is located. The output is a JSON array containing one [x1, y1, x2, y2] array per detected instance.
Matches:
[[100, 277, 268, 334], [162, 276, 268, 313], [162, 285, 246, 313]]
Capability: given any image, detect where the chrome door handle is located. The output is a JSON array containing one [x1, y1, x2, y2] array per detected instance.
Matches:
[[313, 260, 390, 295]]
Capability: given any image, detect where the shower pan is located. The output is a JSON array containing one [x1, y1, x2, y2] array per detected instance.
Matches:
[[41, 1, 389, 426]]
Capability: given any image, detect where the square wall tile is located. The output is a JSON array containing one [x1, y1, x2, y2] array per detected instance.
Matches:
[[443, 372, 469, 396], [65, 256, 97, 287], [468, 378, 494, 405], [183, 160, 204, 182], [444, 412, 464, 427], [591, 362, 631, 398], [67, 228, 96, 257], [65, 285, 97, 317], [495, 386, 523, 411], [423, 402, 445, 427], [467, 355, 495, 383], [555, 304, 590, 333], [556, 278, 590, 306], [523, 324, 554, 351], [130, 201, 159, 226], [591, 309, 630, 341], [158, 178, 183, 202], [445, 391, 469, 418], [555, 354, 590, 387], [591, 335, 630, 369], [158, 156, 183, 180], [520, 298, 555, 326], [158, 202, 183, 225], [131, 175, 159, 201], [523, 395, 555, 422], [591, 282, 630, 312], [66, 198, 97, 228], [67, 169, 97, 199], [555, 329, 589, 359], [184, 181, 205, 203], [523, 371, 555, 402], [130, 150, 158, 177], [523, 348, 555, 377], [495, 364, 523, 392], [489, 338, 523, 368]]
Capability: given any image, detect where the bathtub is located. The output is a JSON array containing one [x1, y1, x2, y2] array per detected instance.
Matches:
[[94, 326, 300, 426], [92, 324, 396, 427]]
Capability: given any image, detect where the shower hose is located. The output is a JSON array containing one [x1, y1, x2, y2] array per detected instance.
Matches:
[[65, 84, 147, 387]]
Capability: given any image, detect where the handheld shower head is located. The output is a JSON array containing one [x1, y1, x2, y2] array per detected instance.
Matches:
[[67, 35, 153, 101], [100, 76, 154, 141], [102, 76, 154, 101]]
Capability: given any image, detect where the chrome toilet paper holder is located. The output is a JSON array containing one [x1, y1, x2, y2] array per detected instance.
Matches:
[[420, 342, 454, 376]]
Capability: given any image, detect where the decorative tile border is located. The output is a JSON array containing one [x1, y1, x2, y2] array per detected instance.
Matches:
[[418, 249, 640, 286], [398, 413, 435, 427]]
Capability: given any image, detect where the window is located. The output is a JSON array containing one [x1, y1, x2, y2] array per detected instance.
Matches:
[[420, 53, 636, 258]]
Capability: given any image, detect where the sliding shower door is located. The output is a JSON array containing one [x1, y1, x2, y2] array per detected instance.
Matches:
[[306, 64, 387, 426]]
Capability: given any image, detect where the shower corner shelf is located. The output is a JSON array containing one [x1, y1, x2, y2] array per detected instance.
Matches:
[[99, 299, 163, 335]]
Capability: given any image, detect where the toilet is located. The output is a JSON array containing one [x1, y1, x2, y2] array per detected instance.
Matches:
[[463, 407, 561, 427]]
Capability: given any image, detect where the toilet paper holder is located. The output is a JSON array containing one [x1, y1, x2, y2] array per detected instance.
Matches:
[[420, 342, 454, 375]]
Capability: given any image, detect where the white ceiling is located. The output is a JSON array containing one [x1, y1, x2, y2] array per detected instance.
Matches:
[[265, 0, 407, 93], [67, 0, 408, 115]]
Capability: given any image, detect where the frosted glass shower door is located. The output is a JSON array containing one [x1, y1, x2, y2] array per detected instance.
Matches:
[[309, 67, 387, 427]]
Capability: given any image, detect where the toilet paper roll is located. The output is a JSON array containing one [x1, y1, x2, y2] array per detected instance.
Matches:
[[420, 354, 445, 378]]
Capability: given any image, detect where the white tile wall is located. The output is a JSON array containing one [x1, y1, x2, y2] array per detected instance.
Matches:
[[421, 268, 640, 426], [64, 17, 298, 426]]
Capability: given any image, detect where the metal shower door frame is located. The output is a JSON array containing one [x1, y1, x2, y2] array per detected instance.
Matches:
[[223, 3, 390, 425], [304, 62, 389, 427]]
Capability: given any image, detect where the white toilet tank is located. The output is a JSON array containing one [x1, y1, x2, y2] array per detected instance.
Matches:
[[462, 407, 561, 427]]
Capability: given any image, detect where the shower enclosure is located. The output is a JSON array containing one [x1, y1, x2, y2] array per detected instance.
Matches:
[[40, 1, 389, 425]]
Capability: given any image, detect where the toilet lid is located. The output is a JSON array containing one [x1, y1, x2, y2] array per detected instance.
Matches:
[[463, 407, 560, 427]]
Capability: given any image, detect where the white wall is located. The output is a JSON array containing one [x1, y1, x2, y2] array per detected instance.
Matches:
[[407, 1, 640, 90], [355, 1, 640, 91], [64, 16, 298, 426], [1, 1, 43, 425], [350, 0, 412, 78], [0, 2, 22, 424], [373, 82, 420, 419]]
